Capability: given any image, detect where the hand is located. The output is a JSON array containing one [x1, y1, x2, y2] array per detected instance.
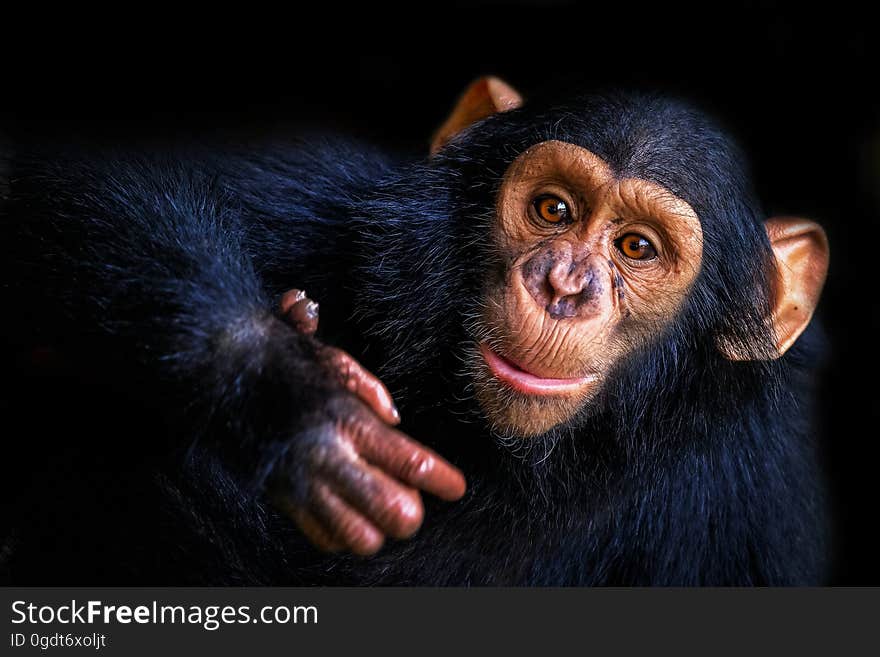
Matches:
[[269, 289, 466, 555]]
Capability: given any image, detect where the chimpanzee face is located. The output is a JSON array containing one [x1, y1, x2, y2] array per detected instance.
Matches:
[[426, 79, 827, 439], [469, 140, 703, 436]]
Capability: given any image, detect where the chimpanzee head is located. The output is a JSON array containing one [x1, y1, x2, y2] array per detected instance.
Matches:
[[424, 78, 829, 438]]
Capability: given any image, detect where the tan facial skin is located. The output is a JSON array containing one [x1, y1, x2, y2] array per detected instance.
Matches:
[[472, 140, 704, 437]]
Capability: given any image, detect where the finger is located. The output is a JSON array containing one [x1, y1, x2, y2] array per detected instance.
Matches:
[[288, 298, 319, 335], [326, 348, 400, 425], [351, 421, 467, 501], [322, 456, 424, 540], [280, 288, 307, 315], [269, 492, 345, 552], [310, 480, 385, 556], [280, 289, 319, 335]]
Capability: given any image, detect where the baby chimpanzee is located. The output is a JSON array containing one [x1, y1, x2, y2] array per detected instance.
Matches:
[[0, 78, 829, 585]]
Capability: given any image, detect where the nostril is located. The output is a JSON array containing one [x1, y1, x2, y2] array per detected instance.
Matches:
[[546, 298, 578, 319], [523, 250, 599, 313], [579, 269, 595, 295], [545, 269, 602, 319], [549, 263, 593, 298]]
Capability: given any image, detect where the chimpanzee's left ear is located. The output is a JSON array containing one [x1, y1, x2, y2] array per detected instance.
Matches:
[[430, 77, 523, 155], [723, 217, 829, 360], [764, 217, 829, 357]]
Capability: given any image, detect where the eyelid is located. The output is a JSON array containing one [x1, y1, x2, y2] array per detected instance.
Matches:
[[617, 234, 657, 260], [531, 187, 578, 221], [528, 195, 569, 230], [614, 222, 667, 256]]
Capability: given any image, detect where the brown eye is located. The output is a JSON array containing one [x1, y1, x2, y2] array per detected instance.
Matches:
[[615, 233, 657, 260], [533, 195, 571, 224]]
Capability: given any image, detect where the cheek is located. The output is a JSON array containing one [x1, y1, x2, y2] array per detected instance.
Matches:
[[520, 247, 553, 283], [613, 266, 693, 327]]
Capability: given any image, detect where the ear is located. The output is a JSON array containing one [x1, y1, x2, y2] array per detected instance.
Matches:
[[723, 217, 829, 360], [430, 76, 523, 155]]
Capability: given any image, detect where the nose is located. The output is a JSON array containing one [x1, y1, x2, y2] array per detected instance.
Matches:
[[548, 258, 592, 299], [522, 245, 604, 319]]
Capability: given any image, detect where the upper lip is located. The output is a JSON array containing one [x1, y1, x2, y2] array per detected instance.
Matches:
[[478, 343, 596, 396]]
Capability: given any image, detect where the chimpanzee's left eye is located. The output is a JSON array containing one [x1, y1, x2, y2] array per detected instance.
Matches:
[[533, 195, 571, 224], [615, 233, 658, 260]]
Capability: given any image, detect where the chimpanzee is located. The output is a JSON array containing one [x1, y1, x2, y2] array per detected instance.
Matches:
[[0, 78, 830, 585]]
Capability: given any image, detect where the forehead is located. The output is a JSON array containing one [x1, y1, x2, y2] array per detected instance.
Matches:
[[502, 140, 703, 231], [479, 93, 750, 215]]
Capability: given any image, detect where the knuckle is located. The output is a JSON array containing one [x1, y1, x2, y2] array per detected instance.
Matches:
[[322, 350, 374, 396], [325, 348, 349, 374], [325, 389, 366, 423], [341, 462, 377, 498], [285, 428, 351, 497], [306, 479, 332, 508], [358, 477, 423, 538], [304, 439, 335, 469], [339, 406, 379, 444], [401, 450, 434, 483]]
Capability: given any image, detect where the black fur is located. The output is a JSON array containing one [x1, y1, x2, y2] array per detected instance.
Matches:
[[0, 92, 829, 585]]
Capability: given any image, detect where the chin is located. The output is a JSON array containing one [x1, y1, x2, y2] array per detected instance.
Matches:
[[467, 341, 600, 438], [473, 369, 593, 438]]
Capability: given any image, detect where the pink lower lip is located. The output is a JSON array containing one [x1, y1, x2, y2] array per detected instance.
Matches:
[[479, 343, 595, 396]]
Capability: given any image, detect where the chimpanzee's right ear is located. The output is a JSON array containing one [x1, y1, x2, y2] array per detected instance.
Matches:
[[430, 77, 523, 155]]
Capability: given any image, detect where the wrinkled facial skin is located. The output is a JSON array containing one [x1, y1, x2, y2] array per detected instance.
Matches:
[[471, 140, 704, 437]]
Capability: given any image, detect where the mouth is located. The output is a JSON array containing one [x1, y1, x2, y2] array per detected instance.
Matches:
[[478, 343, 597, 396]]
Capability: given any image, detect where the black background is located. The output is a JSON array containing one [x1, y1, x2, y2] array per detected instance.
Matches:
[[2, 1, 877, 583]]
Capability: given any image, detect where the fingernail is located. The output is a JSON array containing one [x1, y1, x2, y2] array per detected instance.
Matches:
[[391, 405, 401, 422], [306, 301, 319, 319]]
